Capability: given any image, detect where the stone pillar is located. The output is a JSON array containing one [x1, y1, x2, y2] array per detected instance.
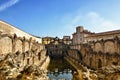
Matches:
[[12, 34, 17, 53], [22, 37, 26, 52], [114, 37, 119, 53], [101, 39, 105, 53]]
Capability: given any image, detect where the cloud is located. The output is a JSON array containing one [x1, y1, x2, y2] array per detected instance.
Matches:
[[60, 11, 120, 36], [60, 13, 82, 32], [86, 12, 120, 32], [0, 0, 19, 12]]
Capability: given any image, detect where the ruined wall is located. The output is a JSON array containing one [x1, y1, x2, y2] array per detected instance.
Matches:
[[0, 21, 50, 80], [90, 37, 120, 54], [67, 49, 81, 61], [0, 31, 49, 70], [68, 36, 120, 70], [0, 33, 44, 55], [80, 37, 120, 69]]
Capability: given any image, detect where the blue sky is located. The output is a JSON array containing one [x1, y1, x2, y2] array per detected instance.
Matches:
[[0, 0, 120, 38]]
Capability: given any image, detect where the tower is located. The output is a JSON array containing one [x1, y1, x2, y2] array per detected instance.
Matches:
[[76, 26, 84, 33]]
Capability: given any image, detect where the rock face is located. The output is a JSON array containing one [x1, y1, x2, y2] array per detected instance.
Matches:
[[0, 21, 50, 80], [0, 50, 49, 80], [16, 65, 48, 80]]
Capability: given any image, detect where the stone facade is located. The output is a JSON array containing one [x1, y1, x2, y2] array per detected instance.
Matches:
[[46, 37, 69, 58], [69, 26, 120, 70], [0, 33, 44, 55], [72, 26, 94, 45], [42, 37, 54, 45], [62, 36, 72, 45]]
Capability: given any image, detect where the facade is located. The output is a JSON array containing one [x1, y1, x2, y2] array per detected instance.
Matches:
[[62, 36, 72, 45], [42, 37, 54, 45], [46, 37, 69, 58], [68, 26, 120, 69], [71, 26, 93, 50], [85, 30, 120, 42], [72, 26, 94, 44], [72, 26, 120, 45]]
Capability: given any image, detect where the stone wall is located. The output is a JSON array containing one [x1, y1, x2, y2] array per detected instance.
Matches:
[[68, 36, 120, 70], [0, 33, 44, 55], [89, 36, 120, 54]]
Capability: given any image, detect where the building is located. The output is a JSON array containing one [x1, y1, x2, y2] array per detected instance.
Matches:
[[72, 26, 94, 44], [62, 36, 72, 45], [72, 26, 120, 44], [85, 30, 120, 42], [42, 37, 54, 45], [46, 37, 68, 58]]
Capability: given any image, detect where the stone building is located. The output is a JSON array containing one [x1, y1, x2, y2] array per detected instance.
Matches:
[[46, 37, 69, 58], [42, 37, 54, 45], [62, 36, 72, 45], [71, 26, 120, 53], [71, 26, 94, 50], [85, 30, 120, 42], [68, 26, 120, 69], [72, 26, 94, 44]]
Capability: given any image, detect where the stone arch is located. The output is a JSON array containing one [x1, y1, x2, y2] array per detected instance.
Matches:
[[14, 39, 23, 53], [0, 37, 12, 54], [104, 40, 115, 53], [94, 42, 103, 52]]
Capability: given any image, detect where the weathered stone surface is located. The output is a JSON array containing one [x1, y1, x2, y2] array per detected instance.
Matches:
[[24, 41, 29, 52], [0, 37, 12, 54], [14, 39, 23, 53], [0, 49, 49, 80]]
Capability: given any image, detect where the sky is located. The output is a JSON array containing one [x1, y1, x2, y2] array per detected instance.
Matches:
[[0, 0, 120, 38]]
